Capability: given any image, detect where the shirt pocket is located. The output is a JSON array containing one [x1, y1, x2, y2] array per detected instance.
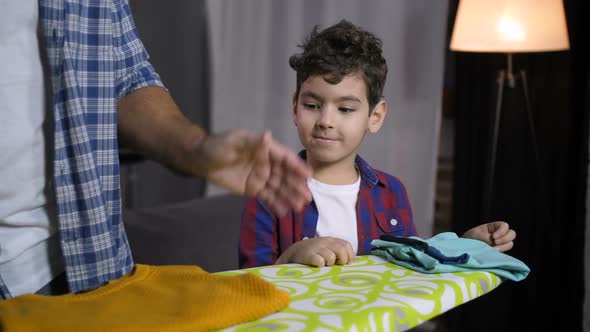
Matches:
[[375, 209, 407, 236]]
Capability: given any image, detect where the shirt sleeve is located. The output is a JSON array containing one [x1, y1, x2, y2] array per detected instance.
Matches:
[[239, 197, 279, 269], [112, 0, 165, 98]]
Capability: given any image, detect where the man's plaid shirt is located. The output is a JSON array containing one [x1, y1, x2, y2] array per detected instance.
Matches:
[[0, 0, 164, 298]]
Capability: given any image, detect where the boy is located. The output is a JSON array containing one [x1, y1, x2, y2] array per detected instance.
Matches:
[[239, 20, 516, 268]]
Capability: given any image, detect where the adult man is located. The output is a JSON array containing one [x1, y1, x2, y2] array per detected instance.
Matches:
[[0, 0, 311, 299]]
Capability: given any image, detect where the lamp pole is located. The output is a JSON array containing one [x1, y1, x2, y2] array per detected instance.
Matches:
[[482, 53, 541, 221]]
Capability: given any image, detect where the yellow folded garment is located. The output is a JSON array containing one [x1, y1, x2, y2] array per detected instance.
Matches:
[[0, 264, 290, 332]]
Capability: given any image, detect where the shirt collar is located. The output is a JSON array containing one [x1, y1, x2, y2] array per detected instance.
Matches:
[[298, 150, 385, 188]]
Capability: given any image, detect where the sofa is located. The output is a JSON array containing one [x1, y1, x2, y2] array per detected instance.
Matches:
[[123, 193, 246, 273]]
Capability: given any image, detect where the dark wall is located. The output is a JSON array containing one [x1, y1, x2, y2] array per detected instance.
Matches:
[[120, 0, 210, 208], [445, 0, 588, 331]]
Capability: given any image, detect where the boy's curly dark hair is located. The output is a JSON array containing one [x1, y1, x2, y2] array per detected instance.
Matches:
[[289, 20, 388, 111]]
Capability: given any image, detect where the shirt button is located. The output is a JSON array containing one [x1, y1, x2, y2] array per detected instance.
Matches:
[[390, 218, 398, 226]]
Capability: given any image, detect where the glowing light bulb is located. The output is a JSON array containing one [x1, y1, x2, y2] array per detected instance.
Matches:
[[497, 15, 525, 41]]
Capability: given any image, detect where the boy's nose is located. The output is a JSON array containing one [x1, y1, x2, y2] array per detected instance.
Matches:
[[317, 108, 334, 128]]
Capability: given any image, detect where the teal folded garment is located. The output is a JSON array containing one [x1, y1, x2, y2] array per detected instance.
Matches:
[[371, 232, 530, 281]]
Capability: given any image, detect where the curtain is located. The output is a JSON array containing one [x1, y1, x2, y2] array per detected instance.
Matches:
[[205, 0, 449, 237], [447, 0, 588, 331]]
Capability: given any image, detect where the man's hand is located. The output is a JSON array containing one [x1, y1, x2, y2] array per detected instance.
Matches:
[[194, 130, 312, 216], [117, 87, 311, 216], [462, 221, 516, 252], [275, 237, 355, 267]]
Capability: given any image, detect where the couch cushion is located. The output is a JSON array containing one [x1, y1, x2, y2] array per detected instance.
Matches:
[[123, 194, 246, 272]]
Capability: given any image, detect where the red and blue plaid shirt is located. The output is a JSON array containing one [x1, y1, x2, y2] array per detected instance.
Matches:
[[239, 152, 418, 268]]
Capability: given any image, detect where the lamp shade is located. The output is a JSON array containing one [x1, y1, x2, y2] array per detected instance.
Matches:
[[450, 0, 570, 53]]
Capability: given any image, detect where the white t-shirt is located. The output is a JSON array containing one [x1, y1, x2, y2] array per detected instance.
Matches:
[[308, 175, 361, 254], [0, 0, 62, 297]]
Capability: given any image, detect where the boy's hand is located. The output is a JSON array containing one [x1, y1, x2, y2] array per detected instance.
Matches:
[[276, 237, 355, 267], [462, 221, 516, 252]]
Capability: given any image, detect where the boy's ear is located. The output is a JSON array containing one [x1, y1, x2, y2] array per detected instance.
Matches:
[[292, 93, 298, 126], [367, 100, 387, 133]]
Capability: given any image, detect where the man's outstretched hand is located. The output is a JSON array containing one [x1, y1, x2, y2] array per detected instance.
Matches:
[[197, 129, 312, 216]]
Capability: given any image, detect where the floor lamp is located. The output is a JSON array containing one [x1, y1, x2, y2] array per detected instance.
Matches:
[[449, 0, 570, 220]]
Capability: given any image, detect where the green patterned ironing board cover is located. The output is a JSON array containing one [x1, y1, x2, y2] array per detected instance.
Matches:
[[219, 255, 502, 331]]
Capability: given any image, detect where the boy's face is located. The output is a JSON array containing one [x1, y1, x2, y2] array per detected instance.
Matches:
[[293, 73, 386, 168]]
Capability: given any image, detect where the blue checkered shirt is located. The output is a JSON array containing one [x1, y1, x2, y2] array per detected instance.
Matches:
[[0, 0, 164, 299]]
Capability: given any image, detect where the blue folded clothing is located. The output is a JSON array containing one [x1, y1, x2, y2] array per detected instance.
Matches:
[[371, 232, 530, 281]]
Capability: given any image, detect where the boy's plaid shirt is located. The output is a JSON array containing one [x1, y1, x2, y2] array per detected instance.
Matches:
[[239, 152, 418, 269]]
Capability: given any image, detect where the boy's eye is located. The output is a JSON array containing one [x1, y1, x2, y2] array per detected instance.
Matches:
[[303, 103, 320, 110], [339, 107, 355, 113]]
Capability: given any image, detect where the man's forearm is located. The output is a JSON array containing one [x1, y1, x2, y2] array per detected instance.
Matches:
[[117, 86, 207, 176]]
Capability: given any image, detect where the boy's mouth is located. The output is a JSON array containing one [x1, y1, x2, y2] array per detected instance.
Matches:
[[312, 134, 338, 142]]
